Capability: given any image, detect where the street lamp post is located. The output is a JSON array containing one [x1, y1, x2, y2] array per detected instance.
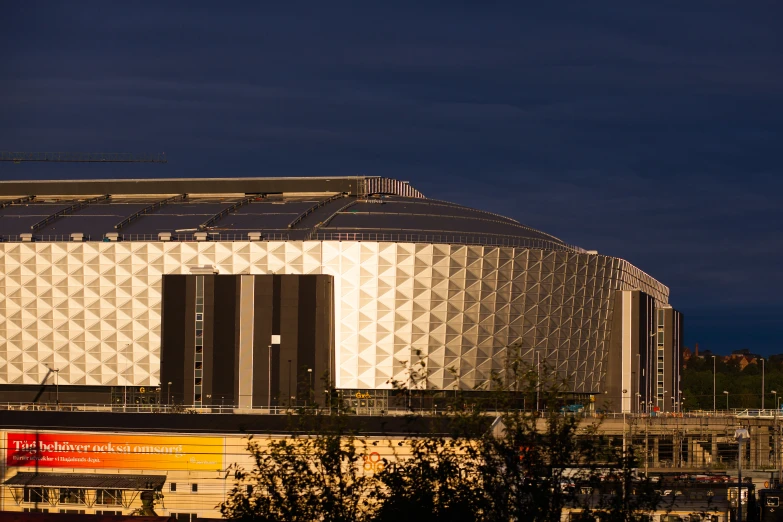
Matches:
[[268, 345, 273, 411], [761, 358, 766, 411], [713, 356, 717, 415], [307, 368, 313, 406], [775, 391, 783, 485], [724, 390, 729, 412], [773, 390, 778, 474], [621, 389, 628, 456], [288, 360, 292, 407], [536, 351, 541, 412], [167, 381, 172, 409], [122, 344, 130, 412]]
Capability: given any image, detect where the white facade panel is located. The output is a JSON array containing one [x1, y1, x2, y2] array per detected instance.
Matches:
[[0, 241, 669, 393]]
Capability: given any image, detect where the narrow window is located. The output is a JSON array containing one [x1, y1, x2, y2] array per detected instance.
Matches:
[[170, 483, 177, 492], [191, 483, 198, 493]]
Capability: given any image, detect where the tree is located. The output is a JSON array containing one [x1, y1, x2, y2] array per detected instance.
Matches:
[[220, 413, 380, 522], [376, 353, 660, 522], [221, 349, 661, 522]]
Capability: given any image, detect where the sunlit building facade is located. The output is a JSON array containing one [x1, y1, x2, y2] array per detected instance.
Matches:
[[0, 176, 680, 411]]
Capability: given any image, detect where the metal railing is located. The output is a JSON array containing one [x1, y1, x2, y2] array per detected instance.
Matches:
[[313, 232, 586, 252], [0, 232, 292, 243], [0, 231, 587, 251], [0, 402, 546, 416], [8, 402, 782, 420]]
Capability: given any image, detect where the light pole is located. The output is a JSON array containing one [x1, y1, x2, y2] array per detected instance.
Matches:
[[778, 392, 783, 486], [713, 355, 717, 415], [167, 381, 172, 408], [773, 390, 778, 473], [622, 389, 628, 456], [761, 358, 766, 411], [268, 344, 272, 411], [122, 343, 130, 412], [735, 428, 750, 522], [307, 368, 313, 406], [536, 351, 541, 412], [724, 390, 729, 412]]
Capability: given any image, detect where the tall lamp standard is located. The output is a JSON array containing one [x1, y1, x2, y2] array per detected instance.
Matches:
[[713, 356, 717, 415], [54, 368, 59, 409], [267, 345, 273, 411], [779, 392, 783, 487], [723, 390, 729, 412], [307, 368, 313, 406], [167, 381, 172, 409], [536, 351, 541, 412], [772, 390, 778, 474], [761, 358, 766, 411], [287, 360, 292, 407]]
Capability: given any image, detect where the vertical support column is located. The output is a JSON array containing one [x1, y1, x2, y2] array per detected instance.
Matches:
[[711, 433, 718, 468], [687, 437, 698, 467], [673, 430, 681, 468], [237, 275, 255, 408], [652, 437, 660, 467]]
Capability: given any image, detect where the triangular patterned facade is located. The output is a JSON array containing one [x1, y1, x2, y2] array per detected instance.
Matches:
[[0, 241, 668, 394]]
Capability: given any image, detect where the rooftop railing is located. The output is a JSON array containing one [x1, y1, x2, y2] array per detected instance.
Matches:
[[0, 232, 291, 243], [0, 232, 587, 252], [313, 232, 587, 253]]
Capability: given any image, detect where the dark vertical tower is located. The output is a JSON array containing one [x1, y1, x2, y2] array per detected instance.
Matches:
[[606, 289, 684, 413], [161, 273, 334, 409]]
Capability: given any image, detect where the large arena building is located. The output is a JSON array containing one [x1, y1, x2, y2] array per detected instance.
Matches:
[[0, 176, 682, 412]]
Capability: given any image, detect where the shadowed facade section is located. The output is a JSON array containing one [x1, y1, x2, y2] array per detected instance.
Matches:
[[160, 274, 334, 409]]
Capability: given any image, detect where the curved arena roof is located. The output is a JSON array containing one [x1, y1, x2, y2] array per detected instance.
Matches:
[[0, 177, 582, 252]]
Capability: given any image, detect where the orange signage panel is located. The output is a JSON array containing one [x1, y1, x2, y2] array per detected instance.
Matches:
[[7, 432, 224, 471]]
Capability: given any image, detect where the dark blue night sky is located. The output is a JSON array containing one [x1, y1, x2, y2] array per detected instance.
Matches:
[[1, 2, 781, 355]]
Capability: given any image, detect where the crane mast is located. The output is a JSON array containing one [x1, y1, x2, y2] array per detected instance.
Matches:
[[0, 152, 167, 163]]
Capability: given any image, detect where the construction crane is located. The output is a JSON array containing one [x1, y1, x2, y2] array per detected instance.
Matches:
[[0, 152, 167, 163]]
